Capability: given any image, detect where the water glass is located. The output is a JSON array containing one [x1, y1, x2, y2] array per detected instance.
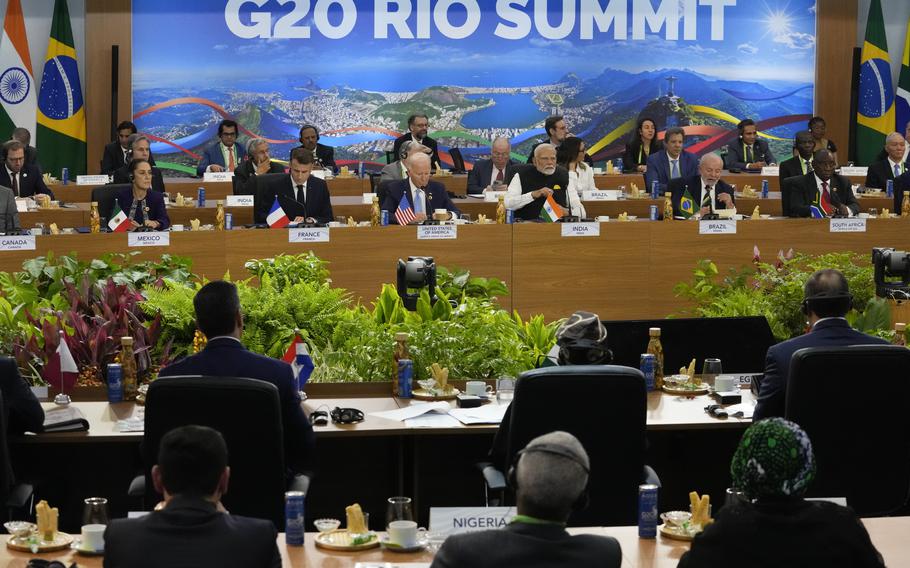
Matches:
[[385, 496, 414, 529], [83, 497, 109, 526], [701, 359, 723, 385], [496, 377, 515, 404]]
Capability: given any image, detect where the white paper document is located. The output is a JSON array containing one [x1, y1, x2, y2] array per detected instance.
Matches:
[[369, 401, 451, 422], [448, 403, 510, 425], [405, 414, 462, 428]]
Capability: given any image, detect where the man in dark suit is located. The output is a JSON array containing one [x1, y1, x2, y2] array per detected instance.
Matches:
[[295, 124, 336, 172], [644, 127, 698, 194], [234, 138, 284, 195], [0, 357, 43, 435], [112, 135, 166, 193], [103, 425, 281, 568], [255, 148, 333, 225], [0, 186, 19, 234], [197, 119, 246, 176], [0, 140, 52, 199], [391, 114, 440, 169], [467, 137, 519, 194], [669, 153, 734, 217], [875, 122, 910, 163], [381, 152, 459, 223], [778, 130, 815, 187], [787, 149, 859, 217], [100, 120, 137, 175], [431, 431, 622, 568], [865, 131, 906, 190], [158, 281, 315, 475], [506, 144, 586, 220], [753, 269, 888, 420], [724, 118, 776, 170], [10, 128, 40, 172]]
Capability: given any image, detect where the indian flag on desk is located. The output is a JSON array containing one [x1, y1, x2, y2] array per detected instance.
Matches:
[[538, 193, 564, 223]]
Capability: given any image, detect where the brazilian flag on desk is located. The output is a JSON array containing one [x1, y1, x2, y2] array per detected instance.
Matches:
[[856, 0, 894, 166], [36, 0, 86, 176], [678, 188, 695, 219]]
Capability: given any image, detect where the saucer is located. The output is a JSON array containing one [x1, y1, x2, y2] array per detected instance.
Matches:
[[71, 539, 104, 556], [379, 534, 429, 553]]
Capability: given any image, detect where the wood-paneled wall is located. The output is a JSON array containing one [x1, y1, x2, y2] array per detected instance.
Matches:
[[81, 3, 857, 171]]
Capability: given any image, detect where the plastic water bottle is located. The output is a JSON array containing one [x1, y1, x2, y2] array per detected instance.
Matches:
[[761, 179, 768, 199]]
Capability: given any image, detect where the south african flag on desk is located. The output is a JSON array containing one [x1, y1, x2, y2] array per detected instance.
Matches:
[[679, 188, 695, 219]]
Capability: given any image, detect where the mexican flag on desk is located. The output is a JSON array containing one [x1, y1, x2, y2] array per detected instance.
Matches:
[[855, 0, 894, 165], [538, 193, 564, 222], [36, 0, 86, 177], [0, 0, 37, 139], [108, 204, 130, 232]]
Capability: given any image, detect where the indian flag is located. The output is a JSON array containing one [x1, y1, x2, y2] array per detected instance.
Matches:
[[896, 16, 910, 133], [36, 0, 86, 176], [108, 204, 129, 232], [0, 0, 36, 138], [856, 0, 894, 165], [539, 194, 564, 222], [679, 188, 695, 218]]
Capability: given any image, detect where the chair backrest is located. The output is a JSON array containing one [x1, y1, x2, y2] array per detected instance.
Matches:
[[448, 148, 466, 174], [376, 180, 396, 204], [602, 316, 775, 374], [503, 365, 647, 526], [385, 150, 397, 164], [785, 345, 910, 516], [253, 173, 285, 223], [143, 376, 288, 526], [0, 390, 13, 499], [781, 175, 802, 217], [92, 184, 130, 221]]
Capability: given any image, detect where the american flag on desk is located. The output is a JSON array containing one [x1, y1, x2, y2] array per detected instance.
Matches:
[[395, 192, 416, 225]]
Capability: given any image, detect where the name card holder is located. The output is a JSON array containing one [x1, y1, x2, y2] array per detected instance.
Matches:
[[0, 234, 36, 251], [830, 218, 867, 233], [582, 190, 620, 201], [15, 198, 28, 213], [128, 231, 170, 247], [361, 192, 377, 204], [560, 222, 600, 237], [699, 220, 737, 235], [429, 507, 515, 538], [483, 191, 507, 202], [838, 166, 868, 177], [760, 167, 779, 176], [77, 175, 112, 185], [203, 171, 234, 182], [225, 195, 254, 207], [417, 224, 457, 240], [289, 227, 330, 243]]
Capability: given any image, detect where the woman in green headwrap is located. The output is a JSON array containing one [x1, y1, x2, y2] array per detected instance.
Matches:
[[678, 418, 884, 568]]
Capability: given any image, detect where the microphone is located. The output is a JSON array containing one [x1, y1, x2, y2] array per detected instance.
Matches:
[[559, 185, 579, 223]]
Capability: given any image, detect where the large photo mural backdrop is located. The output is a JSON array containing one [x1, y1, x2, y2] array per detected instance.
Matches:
[[132, 0, 817, 174]]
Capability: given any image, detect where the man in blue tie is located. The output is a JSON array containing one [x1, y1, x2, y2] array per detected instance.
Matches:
[[864, 132, 906, 191], [644, 126, 698, 194], [381, 152, 460, 223]]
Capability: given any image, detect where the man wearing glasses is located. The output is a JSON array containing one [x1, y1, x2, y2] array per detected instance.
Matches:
[[197, 119, 247, 176], [467, 137, 519, 194]]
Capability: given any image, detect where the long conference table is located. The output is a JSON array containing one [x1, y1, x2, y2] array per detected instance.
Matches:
[[3, 218, 909, 321], [4, 519, 909, 567]]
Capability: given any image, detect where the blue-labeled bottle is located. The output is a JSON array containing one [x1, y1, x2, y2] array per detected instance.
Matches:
[[761, 179, 768, 199], [887, 179, 894, 198]]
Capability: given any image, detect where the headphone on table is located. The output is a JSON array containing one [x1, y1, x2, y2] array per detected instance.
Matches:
[[330, 406, 364, 424], [507, 442, 590, 511], [800, 293, 853, 316]]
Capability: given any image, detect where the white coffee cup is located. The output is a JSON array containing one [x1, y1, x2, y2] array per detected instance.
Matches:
[[714, 375, 736, 392], [465, 381, 493, 396], [81, 523, 105, 551], [171, 224, 184, 232], [388, 520, 425, 548]]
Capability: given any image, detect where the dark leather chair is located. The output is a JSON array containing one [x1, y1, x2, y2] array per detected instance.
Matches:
[[781, 175, 803, 217], [602, 316, 775, 375], [92, 184, 131, 221], [0, 391, 34, 520], [448, 148, 466, 174], [385, 150, 396, 164], [253, 173, 285, 224], [138, 376, 307, 528], [480, 365, 657, 526], [785, 345, 910, 516]]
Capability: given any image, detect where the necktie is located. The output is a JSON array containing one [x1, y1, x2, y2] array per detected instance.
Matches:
[[702, 186, 712, 210], [805, 159, 813, 174], [670, 159, 680, 179], [296, 184, 305, 204], [495, 168, 503, 182], [228, 147, 236, 171], [11, 173, 18, 197], [413, 188, 425, 214], [895, 163, 902, 178], [746, 146, 754, 164], [820, 181, 832, 215]]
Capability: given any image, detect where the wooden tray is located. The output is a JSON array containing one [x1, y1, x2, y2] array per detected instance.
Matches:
[[659, 523, 697, 541], [314, 529, 379, 551], [7, 531, 74, 552], [661, 383, 710, 396], [412, 387, 460, 401]]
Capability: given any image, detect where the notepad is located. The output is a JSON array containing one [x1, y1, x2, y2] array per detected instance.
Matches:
[[42, 406, 89, 432]]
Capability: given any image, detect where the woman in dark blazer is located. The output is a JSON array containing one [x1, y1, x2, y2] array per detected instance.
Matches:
[[678, 418, 884, 568], [115, 159, 170, 231], [623, 117, 662, 173]]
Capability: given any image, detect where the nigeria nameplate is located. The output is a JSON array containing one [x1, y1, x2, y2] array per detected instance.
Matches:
[[289, 227, 330, 243], [0, 235, 36, 251], [560, 222, 600, 237], [699, 220, 737, 234], [128, 232, 170, 247], [417, 224, 457, 240]]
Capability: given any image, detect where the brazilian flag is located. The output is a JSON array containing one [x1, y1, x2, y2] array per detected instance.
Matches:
[[36, 0, 85, 177], [679, 188, 695, 219], [856, 0, 894, 165]]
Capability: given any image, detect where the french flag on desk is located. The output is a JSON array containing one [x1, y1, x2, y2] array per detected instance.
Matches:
[[282, 332, 314, 391], [395, 192, 416, 225], [266, 196, 290, 228]]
